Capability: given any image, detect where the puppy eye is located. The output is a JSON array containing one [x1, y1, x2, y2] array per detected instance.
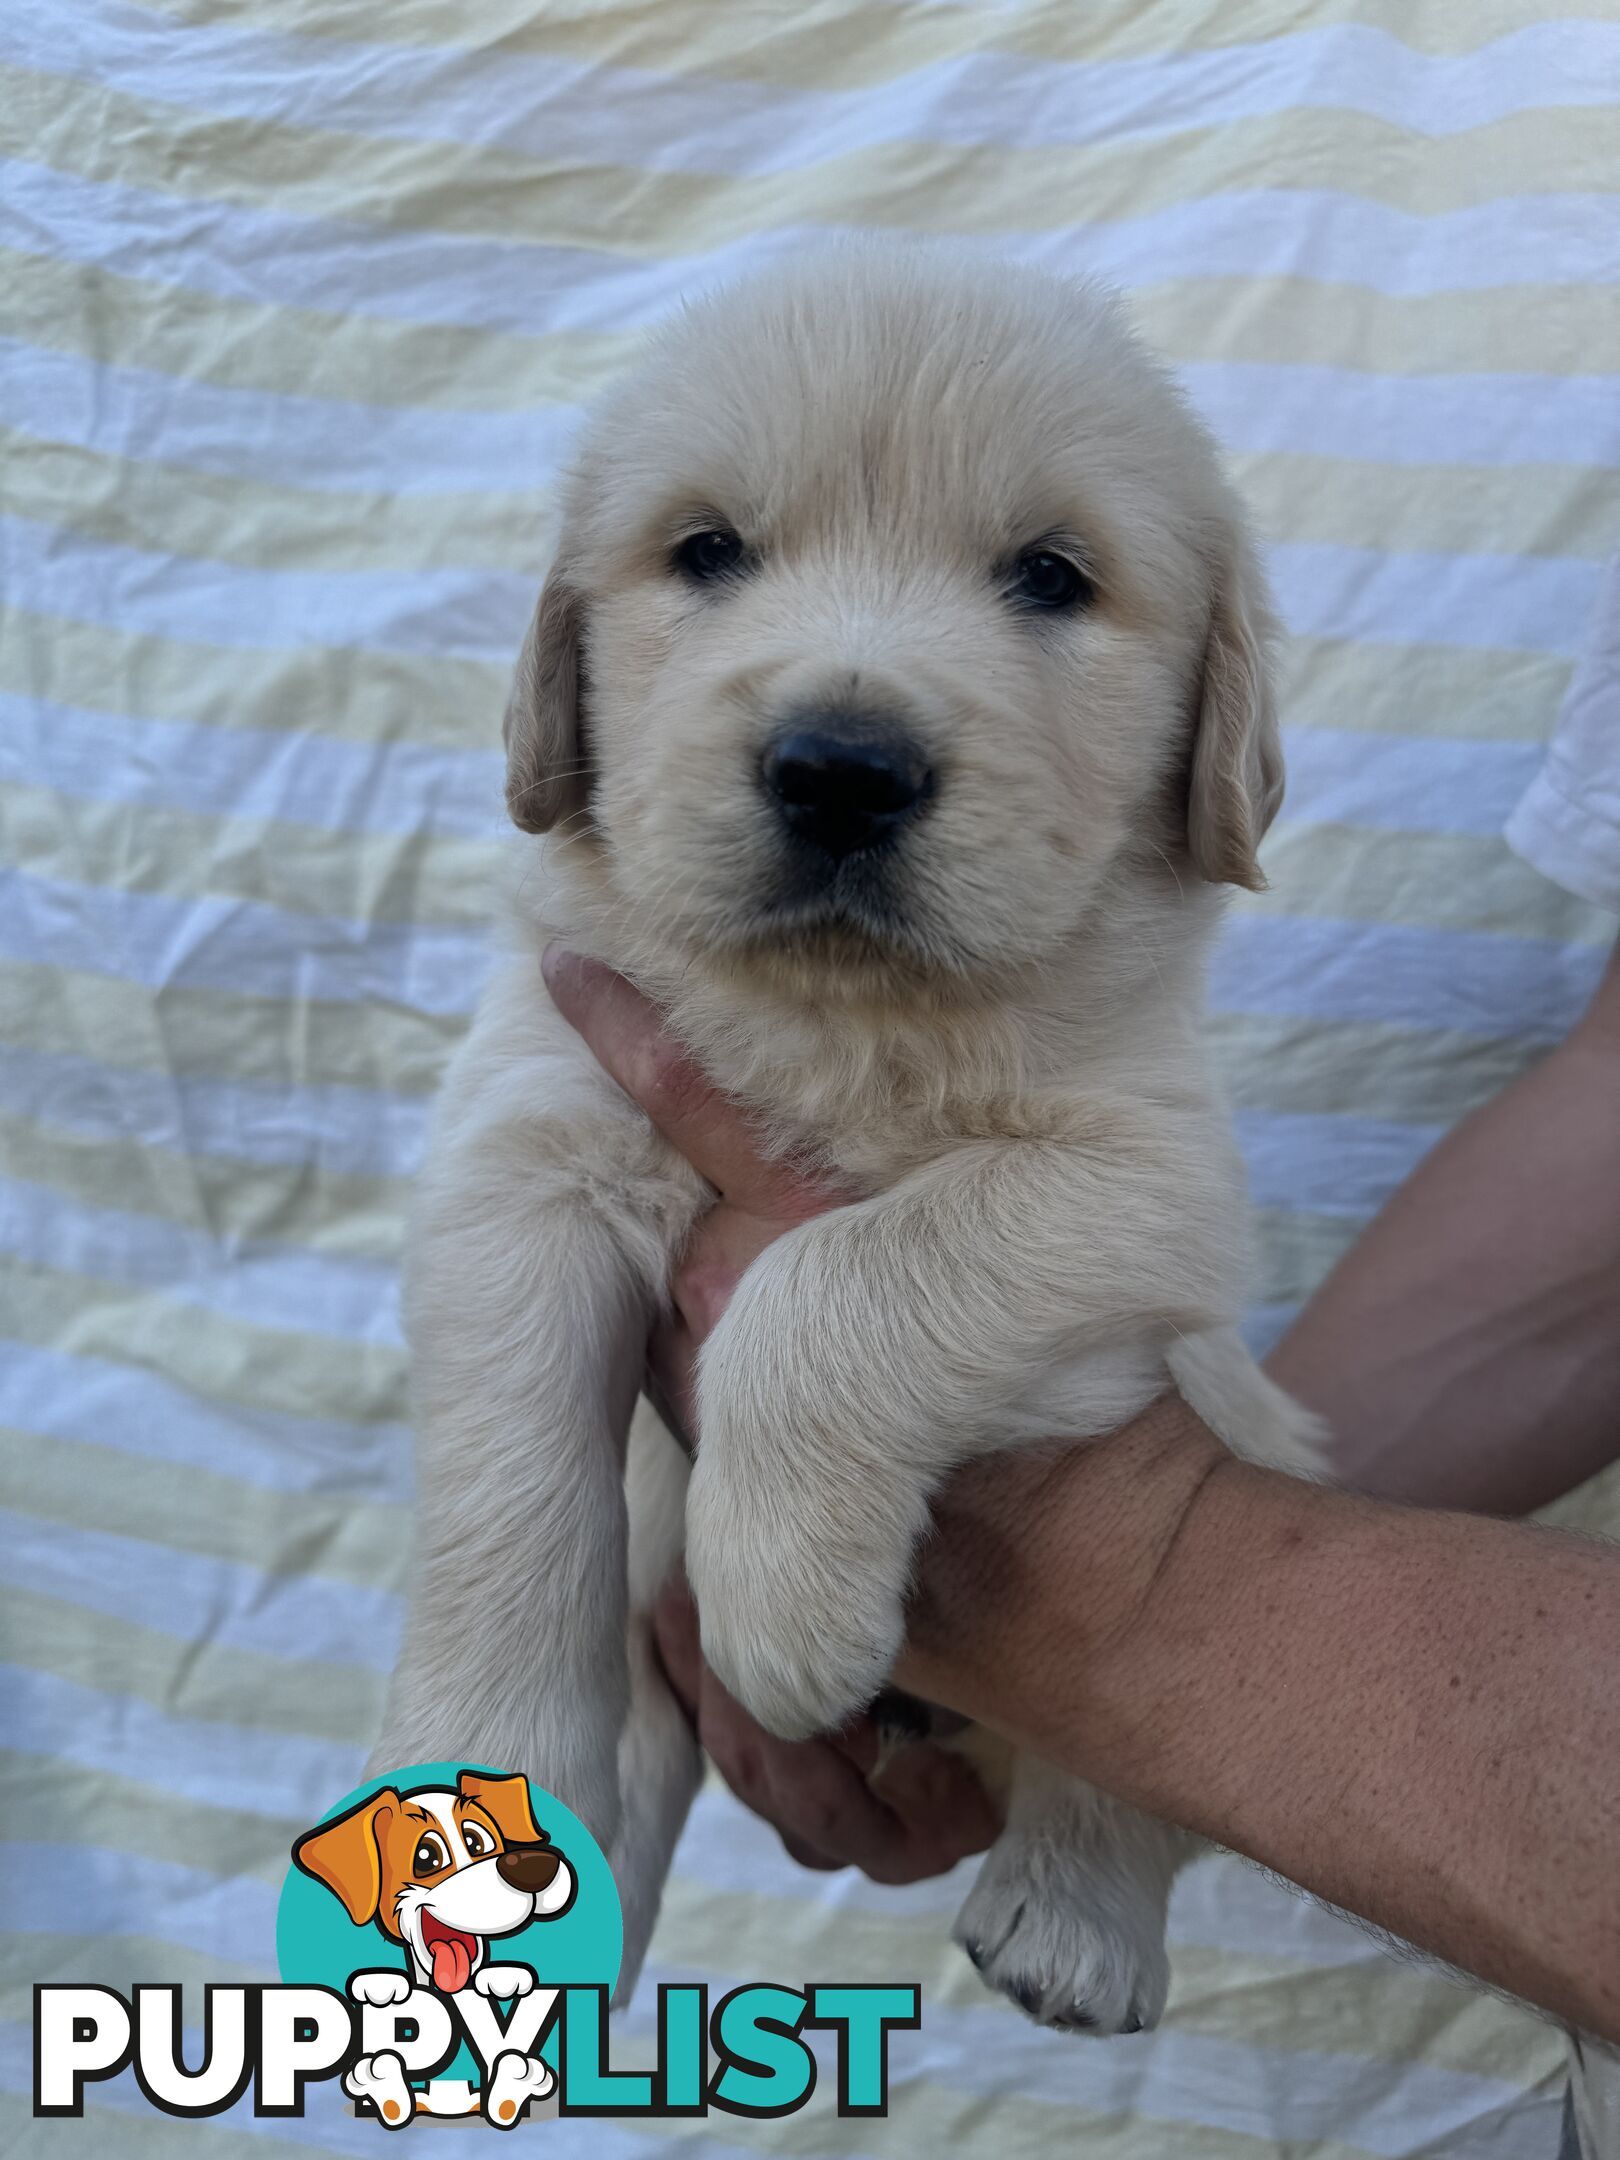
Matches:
[[412, 1833, 450, 1877], [1009, 549, 1093, 612], [462, 1825, 490, 1857], [673, 527, 746, 583]]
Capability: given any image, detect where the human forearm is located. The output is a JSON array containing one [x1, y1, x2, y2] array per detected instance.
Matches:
[[900, 1393, 1620, 2040], [1268, 940, 1620, 1512]]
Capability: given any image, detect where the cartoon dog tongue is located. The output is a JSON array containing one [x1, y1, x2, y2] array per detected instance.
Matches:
[[424, 1921, 474, 1994]]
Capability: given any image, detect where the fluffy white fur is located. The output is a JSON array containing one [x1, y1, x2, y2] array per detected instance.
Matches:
[[371, 242, 1323, 2034]]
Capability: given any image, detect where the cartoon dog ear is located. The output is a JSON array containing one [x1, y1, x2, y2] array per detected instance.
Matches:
[[1186, 519, 1284, 893], [292, 1789, 399, 1926], [458, 1770, 544, 1846], [504, 555, 588, 836]]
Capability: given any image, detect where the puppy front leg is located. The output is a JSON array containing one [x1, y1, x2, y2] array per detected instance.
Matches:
[[371, 971, 704, 1849], [686, 1122, 1232, 1740], [371, 1185, 649, 1848]]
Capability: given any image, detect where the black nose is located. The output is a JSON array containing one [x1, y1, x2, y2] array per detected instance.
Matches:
[[760, 726, 933, 859], [495, 1844, 562, 1894]]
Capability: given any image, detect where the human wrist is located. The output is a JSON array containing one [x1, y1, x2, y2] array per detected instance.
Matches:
[[897, 1393, 1232, 1762], [1070, 1443, 1298, 1806]]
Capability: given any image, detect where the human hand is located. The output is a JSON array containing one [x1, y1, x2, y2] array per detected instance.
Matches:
[[652, 1566, 998, 1881], [540, 947, 842, 1437], [542, 946, 1000, 1879]]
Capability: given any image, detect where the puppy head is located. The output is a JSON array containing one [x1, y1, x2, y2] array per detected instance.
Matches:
[[509, 244, 1281, 988]]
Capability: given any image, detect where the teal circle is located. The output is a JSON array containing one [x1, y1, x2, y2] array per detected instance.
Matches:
[[276, 1760, 621, 2085]]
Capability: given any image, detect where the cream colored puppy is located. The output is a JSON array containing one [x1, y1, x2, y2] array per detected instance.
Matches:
[[372, 242, 1323, 2035]]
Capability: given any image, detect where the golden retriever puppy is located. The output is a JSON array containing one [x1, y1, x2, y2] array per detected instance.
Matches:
[[372, 242, 1323, 2034]]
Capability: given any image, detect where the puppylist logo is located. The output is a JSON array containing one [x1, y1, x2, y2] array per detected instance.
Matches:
[[285, 1763, 586, 2126], [33, 1761, 920, 2129]]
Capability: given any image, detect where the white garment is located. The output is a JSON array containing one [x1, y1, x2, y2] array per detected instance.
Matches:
[[1506, 554, 1620, 2160]]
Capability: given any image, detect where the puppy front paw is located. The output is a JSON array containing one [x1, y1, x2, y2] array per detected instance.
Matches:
[[954, 1832, 1170, 2037], [348, 1969, 413, 2008], [686, 1231, 931, 1740], [473, 1964, 534, 1999], [687, 1467, 905, 1737]]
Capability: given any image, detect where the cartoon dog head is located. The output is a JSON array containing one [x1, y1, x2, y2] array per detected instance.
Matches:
[[293, 1771, 575, 1994]]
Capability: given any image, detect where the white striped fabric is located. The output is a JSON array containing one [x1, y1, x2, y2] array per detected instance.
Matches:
[[4, 2, 1617, 2154]]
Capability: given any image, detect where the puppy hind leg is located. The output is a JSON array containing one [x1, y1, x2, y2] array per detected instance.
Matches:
[[611, 1612, 704, 2007], [611, 1405, 703, 2008], [954, 1754, 1196, 2036]]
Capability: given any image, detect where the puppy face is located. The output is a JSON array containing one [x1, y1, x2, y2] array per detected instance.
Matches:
[[510, 246, 1280, 988]]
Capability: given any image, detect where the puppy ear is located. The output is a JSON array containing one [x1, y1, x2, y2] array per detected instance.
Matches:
[[292, 1789, 399, 1926], [458, 1770, 544, 1846], [504, 559, 587, 835], [1186, 524, 1284, 892]]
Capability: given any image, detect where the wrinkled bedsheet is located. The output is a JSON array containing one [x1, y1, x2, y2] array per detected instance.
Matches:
[[4, 1, 1619, 2152]]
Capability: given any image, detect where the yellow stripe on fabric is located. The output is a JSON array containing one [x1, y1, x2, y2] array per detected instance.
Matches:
[[1211, 1012, 1548, 1123], [137, 0, 1620, 83], [1, 781, 500, 931], [1234, 455, 1618, 566], [0, 606, 510, 750], [12, 64, 1620, 262], [3, 1427, 406, 1587], [1281, 640, 1572, 742], [13, 250, 1615, 426], [14, 425, 1614, 588], [1132, 277, 1620, 377], [0, 960, 459, 1097], [2, 431, 556, 580], [0, 1747, 297, 1884], [0, 1257, 407, 1425], [1246, 827, 1620, 945], [1, 246, 637, 410], [0, 1104, 406, 1263], [1, 1583, 384, 1745]]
